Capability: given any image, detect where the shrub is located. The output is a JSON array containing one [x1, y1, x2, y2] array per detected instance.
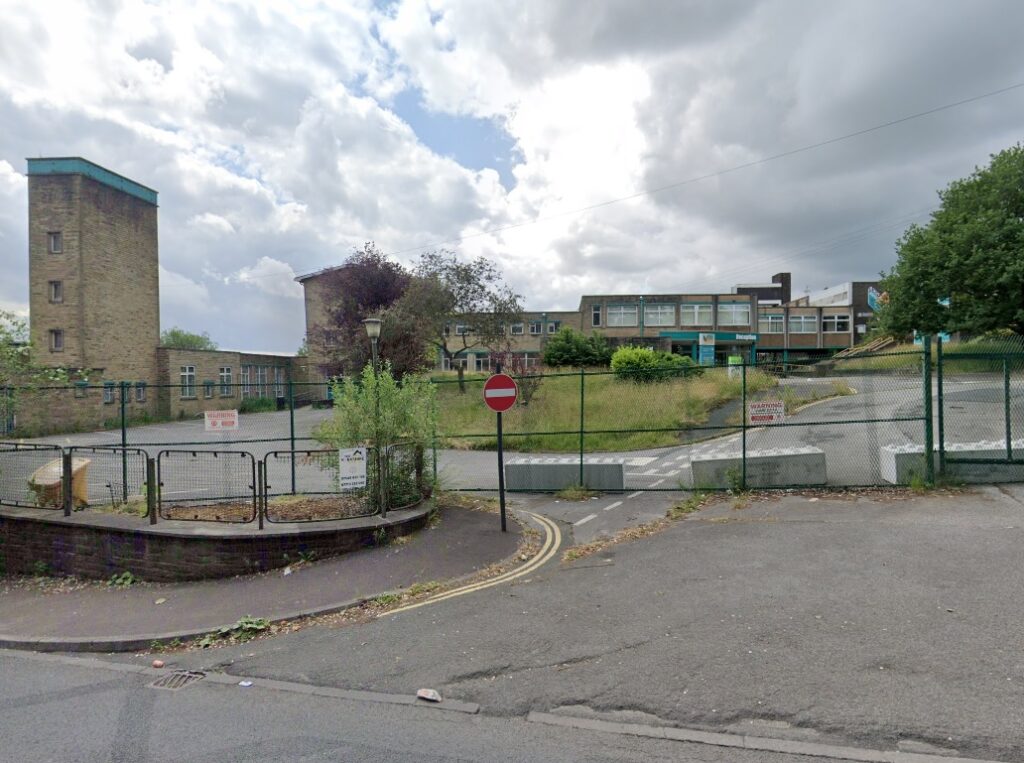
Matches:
[[542, 328, 613, 367], [239, 397, 276, 413], [610, 346, 701, 383]]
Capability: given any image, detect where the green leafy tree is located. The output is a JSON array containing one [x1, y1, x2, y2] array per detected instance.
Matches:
[[1, 310, 70, 431], [878, 144, 1024, 337], [542, 328, 613, 367], [160, 327, 218, 350], [393, 250, 522, 392]]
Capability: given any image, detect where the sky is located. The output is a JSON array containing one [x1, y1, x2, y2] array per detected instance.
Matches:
[[1, 0, 1022, 353]]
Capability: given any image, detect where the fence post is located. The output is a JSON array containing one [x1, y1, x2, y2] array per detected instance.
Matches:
[[119, 381, 129, 501], [62, 450, 72, 517], [257, 460, 265, 530], [1004, 357, 1012, 461], [379, 445, 388, 520], [146, 457, 157, 525], [922, 335, 935, 485], [288, 373, 296, 495], [741, 363, 748, 491], [579, 367, 585, 486], [936, 336, 945, 478]]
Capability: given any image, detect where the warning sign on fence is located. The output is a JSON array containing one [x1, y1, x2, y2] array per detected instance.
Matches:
[[748, 400, 785, 425], [204, 409, 238, 431], [338, 447, 368, 490]]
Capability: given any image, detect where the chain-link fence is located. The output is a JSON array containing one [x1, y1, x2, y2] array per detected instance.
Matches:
[[3, 342, 1023, 498]]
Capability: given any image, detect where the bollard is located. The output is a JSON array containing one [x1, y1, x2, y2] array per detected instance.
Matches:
[[62, 451, 72, 517], [146, 457, 157, 525]]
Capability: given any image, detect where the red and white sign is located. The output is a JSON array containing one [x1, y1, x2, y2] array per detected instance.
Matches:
[[748, 400, 785, 425], [205, 409, 239, 431], [483, 373, 518, 413]]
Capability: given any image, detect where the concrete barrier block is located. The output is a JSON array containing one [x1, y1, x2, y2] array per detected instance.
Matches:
[[690, 447, 826, 489], [505, 458, 624, 491], [881, 440, 1024, 484]]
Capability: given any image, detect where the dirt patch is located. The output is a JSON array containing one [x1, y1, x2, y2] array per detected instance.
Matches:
[[160, 501, 257, 523], [265, 495, 373, 522]]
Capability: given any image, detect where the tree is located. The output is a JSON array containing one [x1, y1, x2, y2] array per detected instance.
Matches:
[[306, 243, 429, 378], [1, 310, 69, 431], [542, 328, 613, 367], [394, 250, 522, 391], [160, 327, 218, 350], [877, 144, 1024, 337]]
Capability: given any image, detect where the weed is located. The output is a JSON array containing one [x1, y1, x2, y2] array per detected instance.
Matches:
[[197, 615, 270, 647], [370, 592, 401, 607], [405, 580, 442, 597], [724, 467, 746, 495], [555, 484, 599, 501], [372, 527, 388, 546], [107, 570, 137, 588], [32, 560, 51, 577], [666, 493, 708, 519]]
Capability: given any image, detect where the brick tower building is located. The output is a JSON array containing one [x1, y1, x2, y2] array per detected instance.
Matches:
[[27, 157, 161, 388]]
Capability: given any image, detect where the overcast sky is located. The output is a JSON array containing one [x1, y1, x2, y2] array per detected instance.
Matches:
[[1, 0, 1022, 352]]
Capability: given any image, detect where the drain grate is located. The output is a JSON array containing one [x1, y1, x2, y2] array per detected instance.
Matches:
[[148, 670, 206, 691]]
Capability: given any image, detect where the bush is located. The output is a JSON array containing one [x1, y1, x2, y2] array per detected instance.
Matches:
[[239, 397, 276, 413], [542, 328, 613, 367], [610, 346, 702, 383]]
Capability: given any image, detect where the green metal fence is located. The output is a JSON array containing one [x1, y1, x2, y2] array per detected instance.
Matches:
[[2, 339, 1023, 497]]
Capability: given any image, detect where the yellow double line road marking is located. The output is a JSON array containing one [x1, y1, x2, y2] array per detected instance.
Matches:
[[384, 512, 562, 616]]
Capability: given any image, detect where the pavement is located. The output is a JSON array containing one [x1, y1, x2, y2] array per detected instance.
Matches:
[[119, 485, 1024, 762], [0, 503, 523, 651]]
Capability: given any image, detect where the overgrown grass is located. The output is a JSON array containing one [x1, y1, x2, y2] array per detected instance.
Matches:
[[434, 367, 777, 452], [835, 337, 1024, 373]]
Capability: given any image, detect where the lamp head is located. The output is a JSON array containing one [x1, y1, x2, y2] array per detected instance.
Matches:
[[362, 317, 382, 339]]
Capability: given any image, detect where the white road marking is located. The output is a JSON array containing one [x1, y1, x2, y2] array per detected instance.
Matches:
[[650, 479, 665, 487], [643, 468, 658, 475], [574, 513, 598, 527], [602, 500, 623, 512], [626, 491, 644, 499], [667, 469, 680, 476]]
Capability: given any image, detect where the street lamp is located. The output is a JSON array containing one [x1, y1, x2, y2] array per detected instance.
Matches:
[[362, 317, 384, 515]]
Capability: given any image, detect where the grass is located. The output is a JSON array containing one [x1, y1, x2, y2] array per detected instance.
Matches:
[[835, 337, 1024, 373], [555, 484, 600, 501], [435, 367, 777, 452]]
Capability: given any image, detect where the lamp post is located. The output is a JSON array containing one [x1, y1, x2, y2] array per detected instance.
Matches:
[[362, 317, 384, 515]]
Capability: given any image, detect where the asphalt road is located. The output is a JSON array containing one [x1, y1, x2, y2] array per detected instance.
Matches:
[[96, 485, 1024, 762], [0, 650, 841, 763]]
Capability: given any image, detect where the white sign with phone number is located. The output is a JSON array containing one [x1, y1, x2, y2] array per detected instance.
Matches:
[[338, 447, 368, 490]]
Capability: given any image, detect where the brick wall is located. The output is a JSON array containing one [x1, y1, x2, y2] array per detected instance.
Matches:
[[0, 505, 429, 582]]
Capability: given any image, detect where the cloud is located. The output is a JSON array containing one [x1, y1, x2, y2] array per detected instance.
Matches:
[[2, 0, 1023, 354], [234, 256, 303, 298]]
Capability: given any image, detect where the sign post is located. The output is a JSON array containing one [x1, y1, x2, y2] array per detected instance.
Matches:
[[698, 332, 716, 367], [483, 368, 518, 532]]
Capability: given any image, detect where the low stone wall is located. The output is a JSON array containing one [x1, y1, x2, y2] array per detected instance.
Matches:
[[0, 504, 429, 582]]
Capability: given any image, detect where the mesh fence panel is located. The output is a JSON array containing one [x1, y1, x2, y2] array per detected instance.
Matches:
[[0, 444, 65, 508], [262, 447, 375, 522], [157, 450, 257, 522], [66, 446, 148, 513]]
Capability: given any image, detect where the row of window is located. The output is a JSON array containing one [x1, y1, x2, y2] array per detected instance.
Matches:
[[590, 303, 753, 329], [179, 365, 286, 399], [758, 314, 851, 334], [69, 382, 148, 404], [510, 321, 561, 336]]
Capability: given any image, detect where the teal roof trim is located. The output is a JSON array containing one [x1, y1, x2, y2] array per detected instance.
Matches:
[[27, 157, 158, 205]]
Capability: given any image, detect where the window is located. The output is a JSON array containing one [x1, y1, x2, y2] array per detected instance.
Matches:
[[758, 314, 785, 334], [547, 321, 561, 334], [255, 365, 268, 397], [717, 303, 751, 327], [47, 232, 63, 254], [74, 381, 88, 399], [219, 367, 233, 396], [822, 314, 851, 332], [135, 382, 147, 403], [240, 366, 251, 398], [274, 367, 285, 398], [644, 304, 675, 327], [680, 303, 714, 326], [455, 324, 472, 336], [48, 281, 63, 303], [103, 382, 115, 404], [48, 329, 64, 352], [511, 323, 524, 335], [203, 380, 214, 399], [180, 365, 196, 398], [607, 305, 638, 327], [529, 321, 543, 335], [592, 305, 602, 327], [789, 315, 817, 334]]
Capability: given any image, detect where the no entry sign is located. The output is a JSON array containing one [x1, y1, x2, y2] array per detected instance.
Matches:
[[483, 373, 518, 413]]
